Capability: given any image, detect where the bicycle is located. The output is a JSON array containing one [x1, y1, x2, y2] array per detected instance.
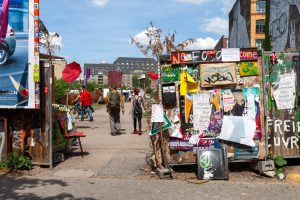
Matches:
[[70, 102, 89, 119]]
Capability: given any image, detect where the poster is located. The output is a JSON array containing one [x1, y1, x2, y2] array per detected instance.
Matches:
[[238, 62, 259, 77], [218, 116, 256, 147], [200, 63, 237, 87], [221, 48, 240, 62], [193, 93, 212, 133], [273, 73, 296, 110], [162, 64, 180, 82], [0, 0, 39, 108], [151, 104, 164, 123]]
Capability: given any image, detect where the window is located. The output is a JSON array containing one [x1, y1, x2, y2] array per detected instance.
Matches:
[[256, 39, 264, 49], [256, 0, 266, 13], [256, 20, 265, 33]]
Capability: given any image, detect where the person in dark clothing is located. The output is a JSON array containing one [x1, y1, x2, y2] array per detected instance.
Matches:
[[106, 87, 125, 136], [130, 88, 145, 135]]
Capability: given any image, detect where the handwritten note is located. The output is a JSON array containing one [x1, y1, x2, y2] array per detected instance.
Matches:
[[193, 93, 212, 133], [151, 104, 164, 122], [273, 73, 296, 110]]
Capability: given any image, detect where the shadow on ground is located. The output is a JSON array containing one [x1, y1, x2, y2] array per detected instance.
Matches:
[[0, 175, 96, 200]]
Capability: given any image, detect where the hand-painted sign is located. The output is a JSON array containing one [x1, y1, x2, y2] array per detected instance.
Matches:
[[200, 63, 237, 87], [162, 65, 180, 82], [171, 48, 258, 64], [238, 62, 259, 77]]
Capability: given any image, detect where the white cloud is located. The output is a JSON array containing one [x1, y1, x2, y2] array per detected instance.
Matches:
[[203, 17, 228, 36], [89, 0, 108, 7], [132, 30, 150, 46], [185, 37, 218, 50], [175, 0, 212, 4], [220, 0, 236, 14]]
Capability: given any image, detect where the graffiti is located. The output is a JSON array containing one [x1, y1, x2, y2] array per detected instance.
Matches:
[[273, 137, 299, 149], [200, 63, 237, 87], [270, 12, 288, 41], [239, 62, 258, 77], [204, 72, 235, 84], [270, 1, 300, 52], [229, 0, 250, 48]]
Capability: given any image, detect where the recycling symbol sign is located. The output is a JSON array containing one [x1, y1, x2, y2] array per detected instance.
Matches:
[[199, 154, 211, 169]]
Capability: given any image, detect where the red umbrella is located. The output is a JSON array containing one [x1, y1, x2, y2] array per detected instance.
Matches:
[[62, 61, 82, 82]]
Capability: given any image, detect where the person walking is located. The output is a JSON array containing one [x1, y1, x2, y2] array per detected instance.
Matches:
[[130, 88, 145, 135], [80, 85, 93, 121], [106, 87, 125, 136]]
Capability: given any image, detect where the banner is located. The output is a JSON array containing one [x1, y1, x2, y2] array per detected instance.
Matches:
[[108, 71, 122, 88], [0, 0, 39, 108]]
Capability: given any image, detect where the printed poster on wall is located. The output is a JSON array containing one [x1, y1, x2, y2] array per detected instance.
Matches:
[[272, 73, 296, 110], [200, 63, 237, 87], [193, 93, 212, 133], [0, 0, 40, 108]]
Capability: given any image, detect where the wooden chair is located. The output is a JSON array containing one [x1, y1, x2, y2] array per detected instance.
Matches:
[[57, 118, 86, 158]]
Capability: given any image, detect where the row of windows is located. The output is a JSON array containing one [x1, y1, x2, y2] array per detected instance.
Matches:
[[118, 62, 155, 66], [256, 0, 266, 13]]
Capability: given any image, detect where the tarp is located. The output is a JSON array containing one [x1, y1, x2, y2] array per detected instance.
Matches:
[[62, 62, 82, 82]]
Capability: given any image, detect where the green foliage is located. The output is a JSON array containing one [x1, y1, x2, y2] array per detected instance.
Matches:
[[269, 155, 287, 175], [0, 160, 6, 169], [132, 75, 151, 89], [55, 78, 104, 103], [5, 152, 32, 171], [263, 0, 272, 51]]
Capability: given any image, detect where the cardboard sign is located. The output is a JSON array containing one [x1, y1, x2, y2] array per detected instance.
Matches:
[[151, 104, 164, 122], [200, 63, 237, 87]]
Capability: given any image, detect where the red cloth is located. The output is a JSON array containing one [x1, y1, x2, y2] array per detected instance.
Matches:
[[62, 62, 82, 82], [149, 70, 158, 80], [80, 89, 91, 106], [108, 71, 123, 88]]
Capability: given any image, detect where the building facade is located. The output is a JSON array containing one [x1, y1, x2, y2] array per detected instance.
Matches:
[[229, 0, 266, 49], [122, 74, 133, 89], [84, 63, 115, 76], [113, 57, 156, 75]]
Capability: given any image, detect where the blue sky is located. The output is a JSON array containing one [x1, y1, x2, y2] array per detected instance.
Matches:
[[41, 0, 235, 65]]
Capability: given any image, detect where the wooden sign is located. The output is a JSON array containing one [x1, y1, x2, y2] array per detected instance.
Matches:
[[171, 48, 258, 64], [200, 63, 237, 87]]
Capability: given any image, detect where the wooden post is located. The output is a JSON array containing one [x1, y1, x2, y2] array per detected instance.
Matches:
[[159, 122, 167, 168]]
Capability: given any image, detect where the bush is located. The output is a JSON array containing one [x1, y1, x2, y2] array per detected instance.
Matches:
[[4, 152, 32, 171]]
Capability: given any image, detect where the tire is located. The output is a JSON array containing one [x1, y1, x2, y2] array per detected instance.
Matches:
[[0, 43, 9, 65], [84, 111, 89, 119], [70, 107, 79, 119]]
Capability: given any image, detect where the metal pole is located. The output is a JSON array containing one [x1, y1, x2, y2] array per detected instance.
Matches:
[[49, 54, 53, 168]]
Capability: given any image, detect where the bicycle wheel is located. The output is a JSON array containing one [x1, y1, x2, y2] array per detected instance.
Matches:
[[70, 107, 79, 119]]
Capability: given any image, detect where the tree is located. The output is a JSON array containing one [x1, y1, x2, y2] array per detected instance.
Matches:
[[130, 22, 194, 61]]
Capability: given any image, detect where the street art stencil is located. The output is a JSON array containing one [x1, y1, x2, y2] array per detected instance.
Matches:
[[270, 0, 300, 52], [229, 0, 251, 48], [0, 0, 40, 108]]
